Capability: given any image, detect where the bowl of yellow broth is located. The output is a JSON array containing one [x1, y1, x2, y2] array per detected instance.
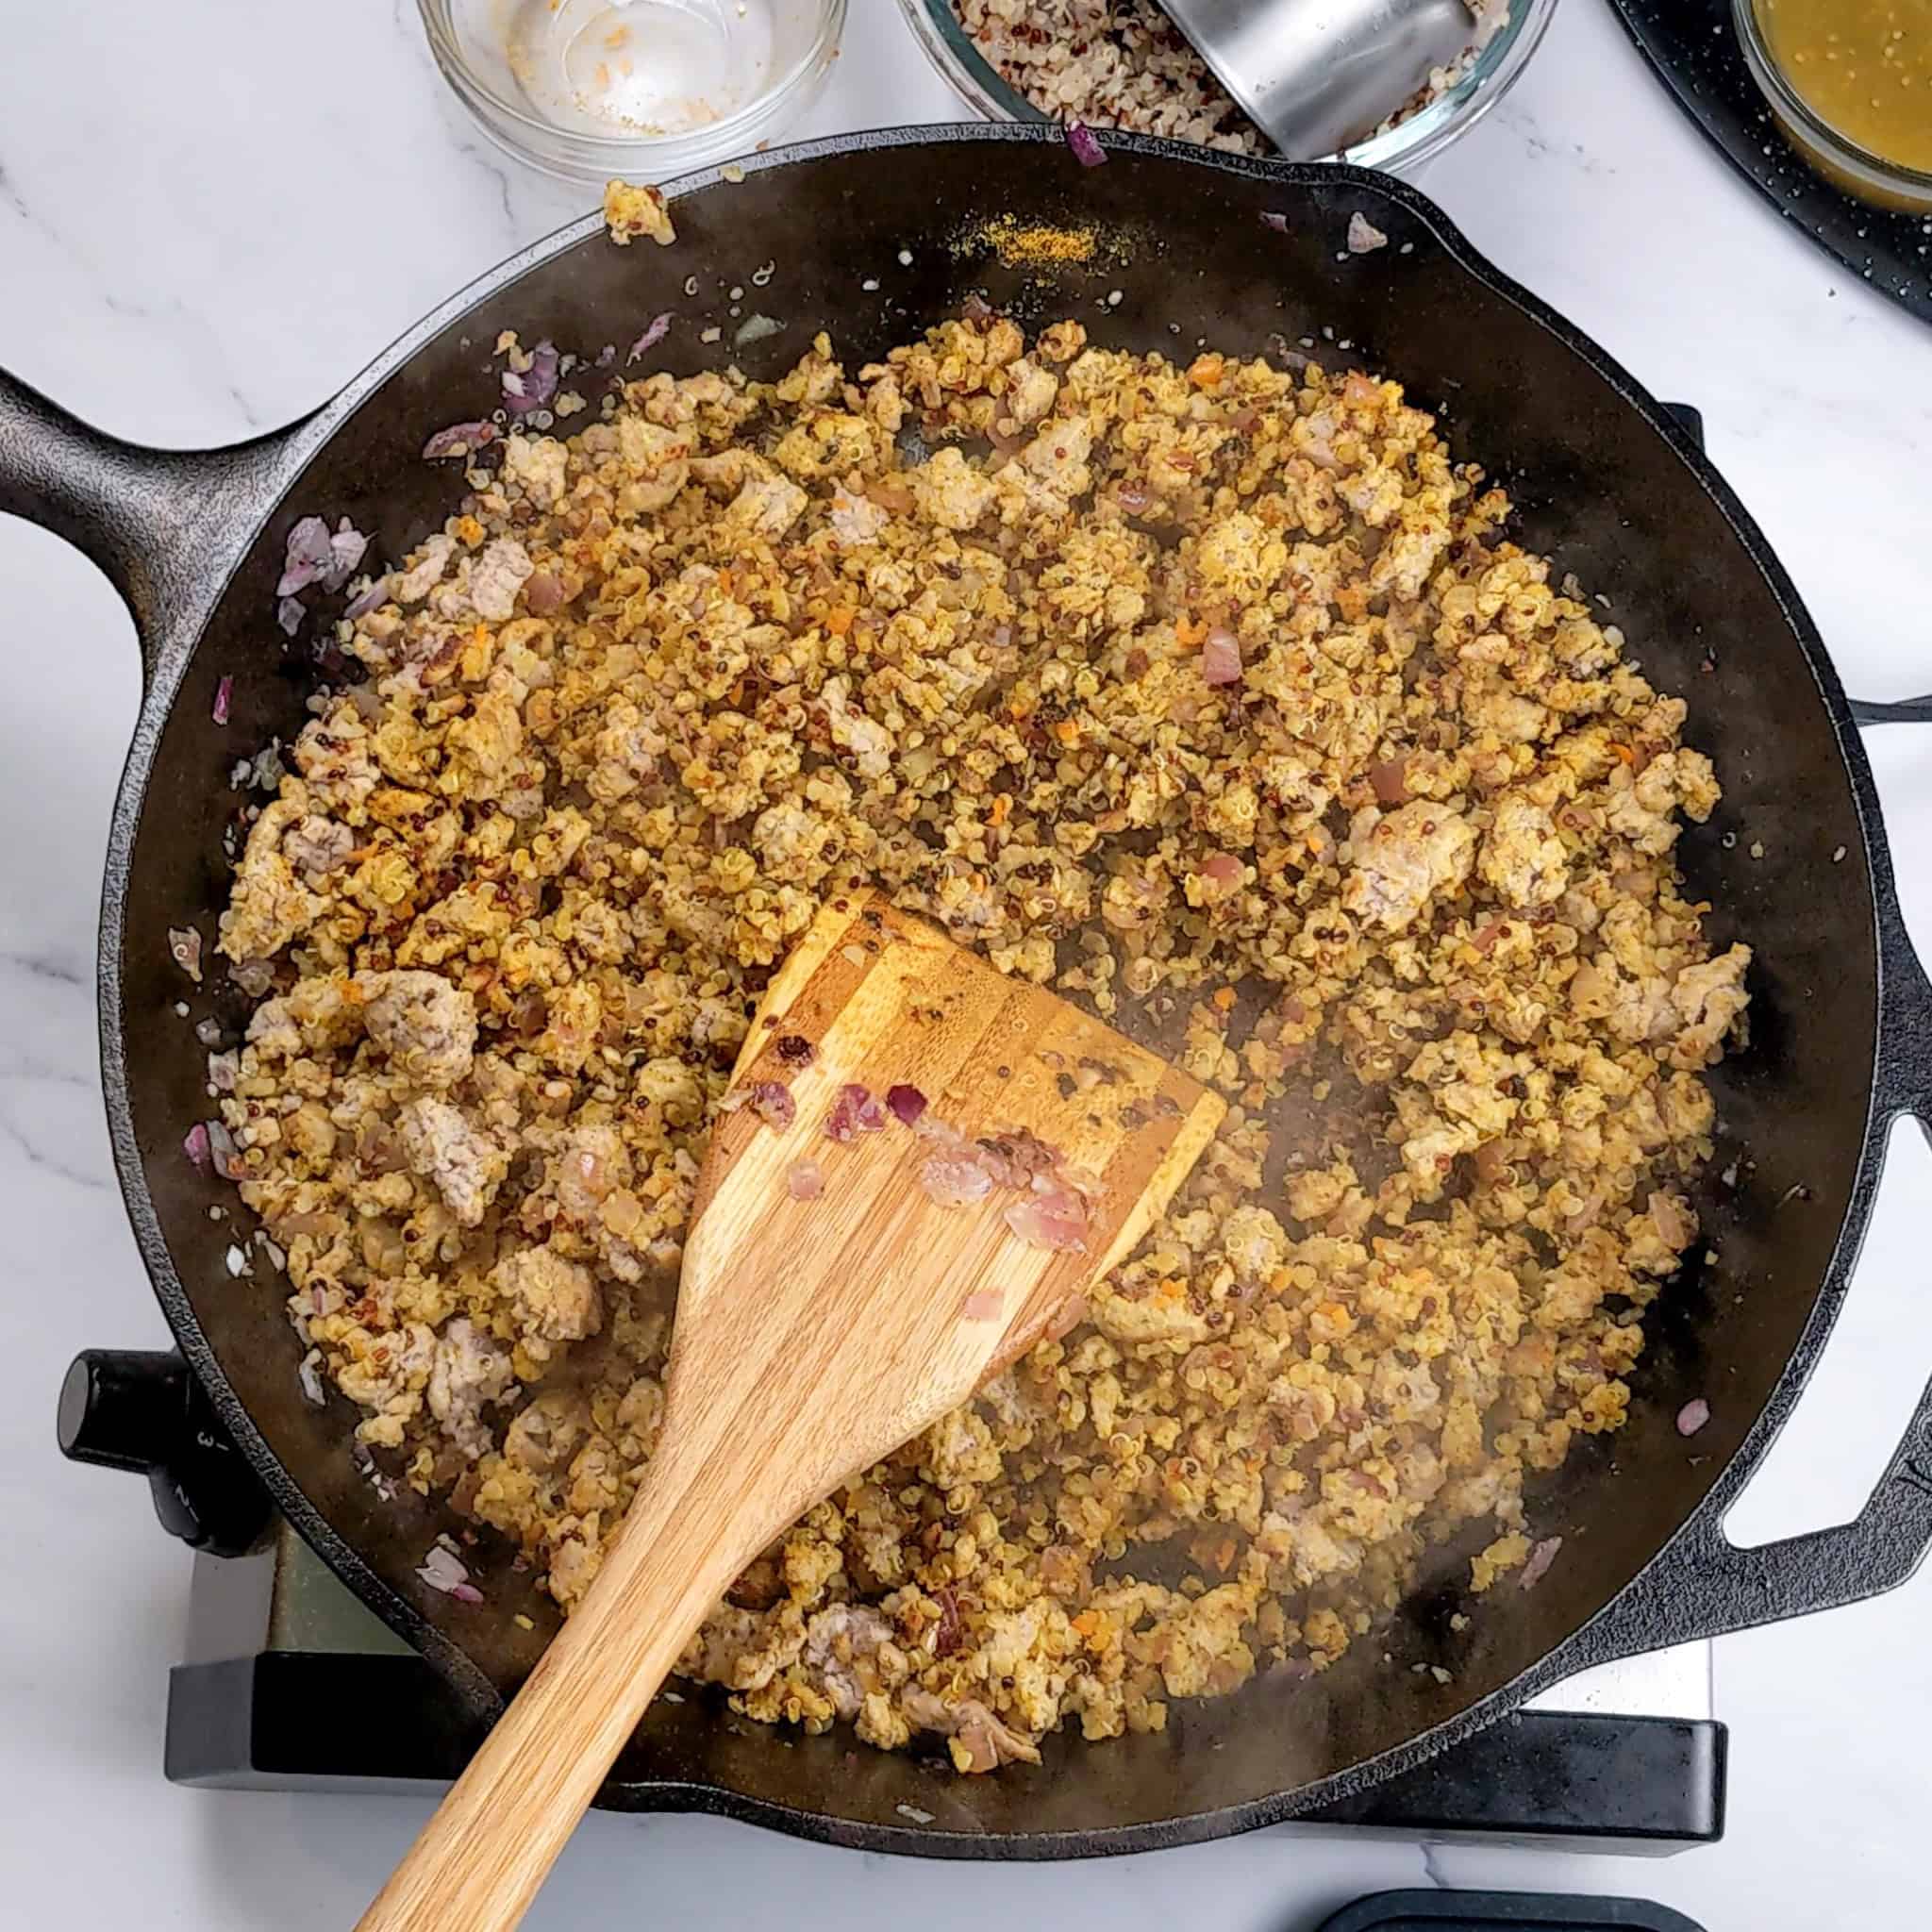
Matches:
[[1735, 0, 1932, 210]]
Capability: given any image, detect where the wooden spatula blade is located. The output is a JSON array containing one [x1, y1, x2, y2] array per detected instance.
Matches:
[[684, 889, 1224, 1458]]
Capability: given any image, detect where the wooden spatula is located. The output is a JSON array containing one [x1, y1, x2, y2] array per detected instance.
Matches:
[[356, 887, 1225, 1932]]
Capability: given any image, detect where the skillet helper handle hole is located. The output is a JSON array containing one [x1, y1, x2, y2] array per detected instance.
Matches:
[[0, 363, 305, 678], [1591, 906, 1932, 1657]]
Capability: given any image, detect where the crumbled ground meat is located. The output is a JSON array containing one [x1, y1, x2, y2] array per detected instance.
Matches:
[[215, 316, 1748, 1770]]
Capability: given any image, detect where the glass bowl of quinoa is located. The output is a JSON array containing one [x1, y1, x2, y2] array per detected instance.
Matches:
[[894, 0, 1557, 174]]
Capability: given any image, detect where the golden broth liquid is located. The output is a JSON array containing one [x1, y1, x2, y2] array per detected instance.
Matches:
[[1757, 0, 1932, 171]]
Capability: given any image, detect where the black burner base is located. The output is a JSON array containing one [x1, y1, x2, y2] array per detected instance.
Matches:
[[166, 1652, 1724, 1854]]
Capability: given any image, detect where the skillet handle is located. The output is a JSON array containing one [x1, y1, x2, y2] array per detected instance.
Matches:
[[1586, 898, 1932, 1658], [0, 365, 305, 680]]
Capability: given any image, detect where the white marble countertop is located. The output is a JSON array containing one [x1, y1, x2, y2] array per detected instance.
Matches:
[[5, 1, 1932, 1924]]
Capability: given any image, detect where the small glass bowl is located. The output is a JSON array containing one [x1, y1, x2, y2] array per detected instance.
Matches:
[[1732, 0, 1932, 214], [891, 0, 1558, 175], [419, 0, 846, 184]]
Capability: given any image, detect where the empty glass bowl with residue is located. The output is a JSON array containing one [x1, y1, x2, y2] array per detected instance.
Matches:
[[419, 0, 846, 184]]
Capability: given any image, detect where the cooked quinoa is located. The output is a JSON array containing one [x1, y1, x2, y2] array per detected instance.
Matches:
[[215, 315, 1749, 1774], [952, 0, 1511, 157]]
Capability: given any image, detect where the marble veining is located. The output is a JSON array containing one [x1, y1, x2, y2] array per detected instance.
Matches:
[[3, 0, 1931, 1926]]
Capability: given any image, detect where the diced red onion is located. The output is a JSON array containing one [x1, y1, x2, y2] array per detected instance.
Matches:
[[168, 924, 204, 982], [1519, 1535, 1563, 1591], [212, 675, 233, 725], [886, 1083, 928, 1126], [824, 1082, 888, 1141], [504, 341, 558, 415], [207, 1049, 240, 1093], [920, 1153, 996, 1207], [1004, 1184, 1089, 1253], [786, 1158, 824, 1200], [1346, 212, 1390, 255], [627, 312, 673, 363], [298, 1348, 326, 1407], [417, 1542, 473, 1595], [1115, 482, 1151, 514], [343, 575, 390, 622], [750, 1080, 796, 1129], [1259, 210, 1291, 234], [276, 595, 306, 636], [1200, 852, 1244, 893], [206, 1119, 243, 1181], [183, 1122, 211, 1170], [275, 515, 334, 596], [960, 1290, 1002, 1320], [422, 421, 498, 460], [525, 572, 565, 616], [1065, 120, 1107, 168], [1200, 626, 1243, 686], [594, 343, 618, 368], [449, 1581, 486, 1605], [324, 520, 369, 591], [1676, 1398, 1710, 1438]]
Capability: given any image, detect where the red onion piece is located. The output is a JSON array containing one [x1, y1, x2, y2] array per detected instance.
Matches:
[[627, 312, 674, 362], [324, 520, 369, 591], [168, 924, 204, 981], [449, 1581, 486, 1605], [1676, 1398, 1710, 1438], [211, 675, 233, 725], [1200, 626, 1243, 686], [1519, 1535, 1563, 1591], [1003, 1184, 1089, 1253], [343, 575, 390, 622], [524, 571, 564, 616], [275, 515, 334, 596], [886, 1083, 928, 1126], [750, 1080, 796, 1129], [1115, 482, 1151, 515], [422, 421, 498, 460], [183, 1122, 210, 1169], [824, 1082, 888, 1141], [504, 341, 559, 414], [206, 1119, 244, 1180], [594, 343, 618, 368], [960, 1290, 1002, 1320], [786, 1158, 824, 1200], [1064, 120, 1107, 167], [276, 595, 306, 637], [920, 1153, 995, 1207], [417, 1542, 474, 1595], [1347, 212, 1390, 255], [297, 1349, 326, 1406], [1259, 210, 1291, 234], [1200, 852, 1244, 895]]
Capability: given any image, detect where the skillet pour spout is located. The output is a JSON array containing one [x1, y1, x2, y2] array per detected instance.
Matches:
[[10, 125, 1932, 1856]]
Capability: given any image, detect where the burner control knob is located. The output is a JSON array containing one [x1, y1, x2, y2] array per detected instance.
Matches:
[[58, 1349, 271, 1557]]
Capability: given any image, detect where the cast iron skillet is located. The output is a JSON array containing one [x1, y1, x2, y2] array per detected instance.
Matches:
[[8, 125, 1932, 1857]]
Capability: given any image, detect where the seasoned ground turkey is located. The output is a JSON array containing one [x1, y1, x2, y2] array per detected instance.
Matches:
[[213, 317, 1748, 1772]]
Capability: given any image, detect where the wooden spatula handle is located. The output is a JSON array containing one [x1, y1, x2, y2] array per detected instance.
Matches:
[[354, 1417, 779, 1932]]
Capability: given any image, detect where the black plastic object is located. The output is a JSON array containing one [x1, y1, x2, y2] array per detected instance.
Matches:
[[165, 1651, 1723, 1850], [6, 125, 1932, 1856], [58, 1349, 271, 1557], [1319, 1892, 1707, 1931], [1607, 0, 1932, 327]]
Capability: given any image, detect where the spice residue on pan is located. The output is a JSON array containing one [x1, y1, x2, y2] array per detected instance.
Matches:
[[955, 211, 1102, 269]]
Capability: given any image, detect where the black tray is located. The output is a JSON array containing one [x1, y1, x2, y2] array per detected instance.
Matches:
[[1605, 0, 1932, 326], [1318, 1892, 1707, 1931]]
